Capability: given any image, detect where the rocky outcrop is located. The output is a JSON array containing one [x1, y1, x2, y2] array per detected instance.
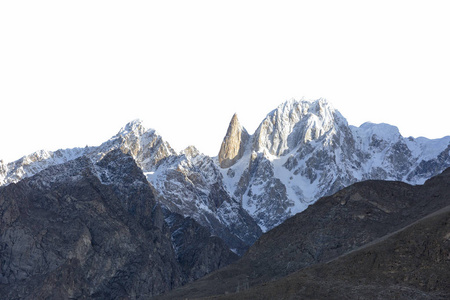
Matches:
[[0, 150, 238, 299], [218, 114, 250, 168], [0, 155, 180, 298], [103, 119, 177, 171], [407, 143, 450, 182], [0, 160, 5, 185]]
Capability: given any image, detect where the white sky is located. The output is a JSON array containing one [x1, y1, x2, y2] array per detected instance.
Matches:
[[1, 1, 449, 163]]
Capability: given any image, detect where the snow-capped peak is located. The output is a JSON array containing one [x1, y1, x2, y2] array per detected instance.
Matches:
[[116, 119, 149, 137], [182, 145, 201, 158], [253, 98, 343, 156], [357, 122, 401, 141]]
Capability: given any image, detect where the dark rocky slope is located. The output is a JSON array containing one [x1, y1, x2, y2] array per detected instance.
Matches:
[[216, 204, 450, 299], [157, 167, 450, 299], [0, 150, 237, 299], [165, 211, 238, 283]]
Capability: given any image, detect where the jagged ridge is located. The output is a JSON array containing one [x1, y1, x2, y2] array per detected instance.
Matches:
[[1, 100, 449, 235]]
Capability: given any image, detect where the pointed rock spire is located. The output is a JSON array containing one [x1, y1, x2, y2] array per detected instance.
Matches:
[[218, 114, 250, 168]]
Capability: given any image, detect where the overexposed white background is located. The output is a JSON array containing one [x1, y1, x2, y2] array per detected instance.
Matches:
[[1, 1, 449, 162]]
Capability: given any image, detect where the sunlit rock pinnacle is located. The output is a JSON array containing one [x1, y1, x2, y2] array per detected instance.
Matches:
[[218, 114, 250, 168]]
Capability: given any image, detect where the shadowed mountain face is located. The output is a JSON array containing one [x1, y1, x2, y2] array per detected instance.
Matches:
[[156, 168, 450, 299], [216, 205, 450, 300], [0, 150, 237, 299]]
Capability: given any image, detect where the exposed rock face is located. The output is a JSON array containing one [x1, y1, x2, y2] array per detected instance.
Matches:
[[0, 155, 180, 298], [0, 150, 238, 299], [164, 210, 239, 283], [148, 146, 262, 255], [156, 167, 450, 299], [219, 114, 250, 168], [0, 161, 6, 185], [100, 119, 177, 171]]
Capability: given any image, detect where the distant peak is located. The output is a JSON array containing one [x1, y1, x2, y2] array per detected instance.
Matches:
[[183, 145, 200, 158], [124, 118, 145, 129], [273, 98, 334, 116], [117, 119, 148, 137], [357, 122, 401, 141], [229, 113, 246, 132], [253, 98, 345, 156]]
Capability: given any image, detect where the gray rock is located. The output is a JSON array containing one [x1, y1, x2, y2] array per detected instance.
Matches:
[[0, 151, 238, 299]]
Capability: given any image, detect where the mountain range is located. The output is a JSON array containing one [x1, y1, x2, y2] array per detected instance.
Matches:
[[1, 99, 450, 298], [2, 99, 449, 236]]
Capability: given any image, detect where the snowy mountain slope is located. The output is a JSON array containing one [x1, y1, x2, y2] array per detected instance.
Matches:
[[98, 121, 262, 253], [0, 120, 177, 187], [0, 148, 89, 186], [95, 119, 177, 170], [218, 99, 450, 231], [145, 146, 261, 254], [0, 119, 261, 254]]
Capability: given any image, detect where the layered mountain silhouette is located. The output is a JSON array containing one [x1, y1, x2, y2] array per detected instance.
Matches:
[[1, 99, 449, 298]]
